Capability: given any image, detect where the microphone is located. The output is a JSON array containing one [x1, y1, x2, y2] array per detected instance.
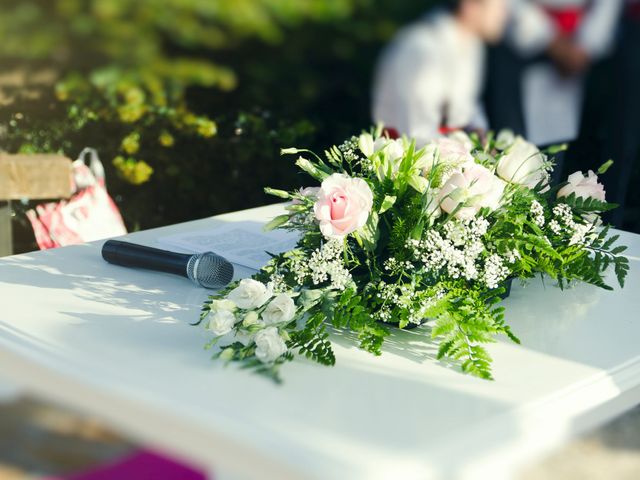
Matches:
[[102, 240, 234, 289]]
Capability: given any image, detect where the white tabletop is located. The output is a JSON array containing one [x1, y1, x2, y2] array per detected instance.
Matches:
[[1, 203, 639, 480]]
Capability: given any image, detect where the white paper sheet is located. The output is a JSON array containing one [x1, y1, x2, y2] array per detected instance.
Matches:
[[157, 221, 299, 270]]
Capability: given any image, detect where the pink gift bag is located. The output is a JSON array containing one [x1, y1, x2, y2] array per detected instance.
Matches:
[[27, 148, 127, 249]]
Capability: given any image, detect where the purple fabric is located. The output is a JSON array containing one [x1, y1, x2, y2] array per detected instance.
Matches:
[[51, 449, 208, 480]]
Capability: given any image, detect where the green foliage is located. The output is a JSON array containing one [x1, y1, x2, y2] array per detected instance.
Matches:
[[430, 286, 512, 380], [558, 192, 618, 213], [198, 129, 629, 383], [1, 0, 434, 252], [575, 227, 629, 289], [332, 287, 389, 355], [289, 312, 335, 366], [0, 0, 358, 137]]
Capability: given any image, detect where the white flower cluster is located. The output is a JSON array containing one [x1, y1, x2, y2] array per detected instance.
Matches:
[[383, 256, 414, 273], [374, 281, 445, 325], [338, 136, 363, 163], [408, 218, 486, 281], [504, 249, 521, 264], [569, 223, 594, 246], [443, 216, 490, 242], [267, 272, 287, 294], [548, 219, 562, 235], [552, 203, 573, 225], [293, 239, 352, 290], [408, 217, 510, 288], [374, 281, 411, 322], [207, 279, 295, 363], [548, 203, 592, 245], [530, 200, 545, 227], [482, 254, 510, 289]]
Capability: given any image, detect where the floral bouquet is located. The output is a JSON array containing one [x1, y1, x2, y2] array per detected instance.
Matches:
[[197, 128, 629, 381]]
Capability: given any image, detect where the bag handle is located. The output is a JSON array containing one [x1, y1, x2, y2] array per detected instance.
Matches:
[[73, 147, 106, 190], [76, 147, 105, 181]]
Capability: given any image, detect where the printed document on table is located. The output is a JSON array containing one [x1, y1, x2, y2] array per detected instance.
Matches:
[[157, 221, 299, 270]]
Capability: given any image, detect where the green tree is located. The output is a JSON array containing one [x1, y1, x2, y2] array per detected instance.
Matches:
[[0, 0, 431, 251]]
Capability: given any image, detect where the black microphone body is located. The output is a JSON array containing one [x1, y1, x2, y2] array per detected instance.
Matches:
[[102, 240, 191, 277], [102, 240, 234, 289]]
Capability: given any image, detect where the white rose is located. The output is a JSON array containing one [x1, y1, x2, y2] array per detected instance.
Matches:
[[495, 129, 515, 150], [438, 164, 505, 220], [208, 309, 236, 336], [227, 279, 272, 309], [261, 293, 296, 325], [482, 176, 507, 211], [291, 186, 320, 206], [234, 330, 254, 346], [242, 310, 260, 327], [557, 170, 606, 201], [219, 347, 235, 361], [448, 130, 474, 151], [496, 136, 547, 188], [254, 327, 288, 363], [374, 138, 404, 161], [210, 299, 237, 313], [299, 186, 320, 199], [421, 137, 474, 186]]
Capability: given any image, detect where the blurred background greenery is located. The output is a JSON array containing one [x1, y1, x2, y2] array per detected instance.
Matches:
[[0, 0, 638, 254], [0, 0, 430, 252]]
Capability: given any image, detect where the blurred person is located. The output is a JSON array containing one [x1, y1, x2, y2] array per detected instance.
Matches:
[[372, 0, 509, 144], [485, 0, 623, 147], [599, 0, 640, 227]]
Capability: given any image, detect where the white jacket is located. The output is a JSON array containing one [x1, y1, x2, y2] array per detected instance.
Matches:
[[372, 12, 486, 144], [510, 0, 623, 58], [512, 0, 624, 145]]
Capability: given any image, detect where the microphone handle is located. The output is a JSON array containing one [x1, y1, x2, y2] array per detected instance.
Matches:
[[102, 240, 191, 278]]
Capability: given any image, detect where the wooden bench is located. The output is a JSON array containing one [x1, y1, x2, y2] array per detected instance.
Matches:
[[0, 154, 73, 256]]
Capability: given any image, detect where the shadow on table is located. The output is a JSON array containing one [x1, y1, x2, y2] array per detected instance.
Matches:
[[0, 239, 221, 370], [330, 325, 439, 364], [0, 239, 513, 479], [502, 263, 640, 376], [1, 220, 638, 478], [502, 273, 636, 365], [495, 263, 640, 453]]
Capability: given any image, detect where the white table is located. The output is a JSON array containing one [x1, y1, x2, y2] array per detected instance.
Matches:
[[1, 203, 639, 480]]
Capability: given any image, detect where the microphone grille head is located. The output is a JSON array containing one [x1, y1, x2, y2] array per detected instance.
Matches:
[[186, 252, 234, 289]]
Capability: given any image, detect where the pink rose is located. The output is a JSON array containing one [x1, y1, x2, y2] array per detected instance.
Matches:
[[314, 173, 374, 238], [438, 164, 505, 220], [557, 170, 606, 201]]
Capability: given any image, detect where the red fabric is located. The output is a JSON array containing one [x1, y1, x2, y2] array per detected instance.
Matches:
[[383, 126, 461, 139], [48, 450, 207, 480], [383, 127, 400, 139], [627, 1, 640, 21], [544, 7, 586, 36], [26, 209, 57, 250], [438, 126, 459, 135]]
